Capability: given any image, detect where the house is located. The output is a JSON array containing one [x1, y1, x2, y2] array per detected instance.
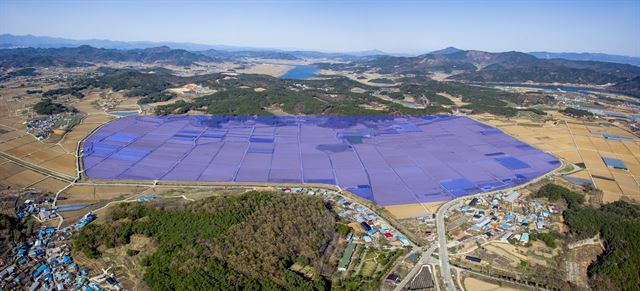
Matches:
[[469, 198, 479, 206], [470, 218, 492, 231], [29, 281, 40, 291], [465, 256, 482, 263], [337, 241, 356, 271], [360, 221, 372, 232], [499, 231, 513, 242], [398, 236, 410, 246], [386, 273, 400, 284], [403, 253, 419, 268], [0, 265, 16, 278]]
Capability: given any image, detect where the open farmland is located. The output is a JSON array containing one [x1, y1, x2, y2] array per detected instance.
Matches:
[[480, 113, 640, 203], [463, 276, 519, 291], [82, 115, 559, 206], [0, 87, 117, 181]]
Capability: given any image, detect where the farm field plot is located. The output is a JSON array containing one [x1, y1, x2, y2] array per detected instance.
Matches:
[[1, 169, 48, 189], [0, 160, 28, 180], [385, 201, 443, 219], [60, 185, 150, 206], [39, 154, 76, 176], [82, 115, 558, 206], [463, 277, 518, 291], [31, 177, 70, 193], [0, 115, 78, 178], [482, 114, 640, 203]]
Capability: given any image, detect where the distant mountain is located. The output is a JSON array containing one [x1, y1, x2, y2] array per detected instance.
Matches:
[[609, 76, 640, 97], [0, 45, 216, 68], [322, 49, 640, 86], [447, 50, 640, 84], [0, 33, 245, 51], [343, 49, 388, 57], [529, 51, 640, 66], [0, 34, 387, 60], [197, 49, 299, 60], [428, 46, 463, 55]]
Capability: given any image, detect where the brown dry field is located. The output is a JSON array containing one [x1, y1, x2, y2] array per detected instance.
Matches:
[[22, 148, 66, 164], [31, 177, 70, 193], [60, 185, 148, 203], [463, 277, 520, 291], [1, 169, 48, 189], [479, 113, 640, 204], [0, 160, 27, 180], [39, 154, 76, 176], [0, 135, 35, 151], [385, 201, 443, 219], [0, 90, 118, 185]]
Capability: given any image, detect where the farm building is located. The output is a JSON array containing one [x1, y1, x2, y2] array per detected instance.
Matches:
[[602, 157, 628, 170]]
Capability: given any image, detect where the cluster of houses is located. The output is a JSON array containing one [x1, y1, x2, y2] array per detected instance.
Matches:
[[450, 191, 560, 246], [17, 197, 59, 222], [1, 205, 122, 291], [25, 114, 68, 140], [335, 198, 411, 247], [281, 186, 410, 247]]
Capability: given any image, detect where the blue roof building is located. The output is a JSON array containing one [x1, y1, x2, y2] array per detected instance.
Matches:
[[603, 157, 628, 170]]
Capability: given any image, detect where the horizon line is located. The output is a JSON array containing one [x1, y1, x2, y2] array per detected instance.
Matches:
[[1, 32, 640, 58]]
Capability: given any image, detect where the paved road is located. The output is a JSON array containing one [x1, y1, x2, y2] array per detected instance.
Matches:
[[434, 159, 566, 291], [393, 244, 438, 291], [436, 198, 459, 290], [2, 137, 564, 291]]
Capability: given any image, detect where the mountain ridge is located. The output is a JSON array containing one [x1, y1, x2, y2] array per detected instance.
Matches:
[[0, 45, 217, 68], [3, 34, 639, 65], [529, 51, 640, 66]]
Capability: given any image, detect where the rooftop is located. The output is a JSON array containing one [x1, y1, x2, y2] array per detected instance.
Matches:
[[602, 157, 628, 170]]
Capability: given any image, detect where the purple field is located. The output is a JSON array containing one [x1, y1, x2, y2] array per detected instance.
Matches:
[[82, 116, 559, 206]]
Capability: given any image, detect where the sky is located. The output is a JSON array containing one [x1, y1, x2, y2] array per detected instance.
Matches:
[[1, 0, 639, 56]]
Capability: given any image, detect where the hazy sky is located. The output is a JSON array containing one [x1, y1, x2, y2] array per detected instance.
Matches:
[[1, 0, 639, 56]]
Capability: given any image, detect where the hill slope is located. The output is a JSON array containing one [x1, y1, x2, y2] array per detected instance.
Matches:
[[322, 50, 640, 86], [529, 51, 640, 66], [75, 191, 337, 290], [0, 45, 216, 68]]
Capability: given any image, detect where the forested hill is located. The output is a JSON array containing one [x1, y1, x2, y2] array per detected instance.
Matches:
[[529, 51, 640, 66], [0, 45, 217, 68], [79, 67, 534, 117], [319, 49, 640, 88], [74, 191, 338, 290], [564, 200, 640, 290], [535, 184, 640, 290], [198, 48, 300, 60]]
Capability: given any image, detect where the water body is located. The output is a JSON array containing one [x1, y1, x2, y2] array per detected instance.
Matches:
[[400, 101, 422, 108], [279, 65, 318, 80], [107, 110, 140, 117], [480, 82, 640, 99]]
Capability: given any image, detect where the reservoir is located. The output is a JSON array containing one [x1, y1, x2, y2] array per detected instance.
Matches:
[[107, 110, 140, 117], [279, 65, 318, 80], [480, 82, 639, 99]]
